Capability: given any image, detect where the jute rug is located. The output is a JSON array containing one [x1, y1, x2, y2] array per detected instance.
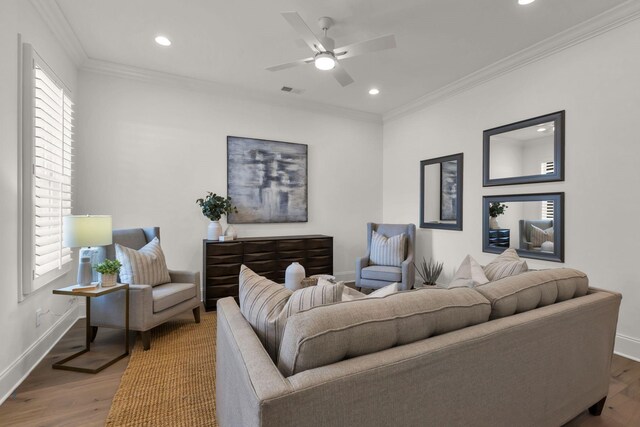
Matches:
[[105, 312, 218, 427]]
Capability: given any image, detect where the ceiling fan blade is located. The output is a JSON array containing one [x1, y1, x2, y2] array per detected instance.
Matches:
[[332, 62, 354, 87], [266, 57, 315, 72], [335, 34, 396, 60], [281, 11, 327, 53]]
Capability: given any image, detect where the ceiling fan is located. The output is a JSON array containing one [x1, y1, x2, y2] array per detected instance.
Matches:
[[267, 12, 396, 87]]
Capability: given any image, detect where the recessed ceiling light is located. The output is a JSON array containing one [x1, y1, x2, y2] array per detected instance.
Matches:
[[369, 88, 380, 95], [155, 35, 171, 47], [537, 127, 547, 132], [518, 0, 535, 5]]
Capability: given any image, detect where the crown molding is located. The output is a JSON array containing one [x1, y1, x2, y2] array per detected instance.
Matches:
[[383, 0, 640, 122], [29, 0, 88, 66], [81, 58, 382, 124]]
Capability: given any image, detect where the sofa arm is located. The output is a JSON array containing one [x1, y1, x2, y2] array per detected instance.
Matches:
[[169, 270, 201, 301], [90, 284, 153, 331], [355, 256, 369, 286], [216, 298, 292, 427], [400, 255, 415, 291]]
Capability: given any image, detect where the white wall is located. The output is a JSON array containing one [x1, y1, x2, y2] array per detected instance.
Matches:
[[0, 0, 80, 403], [383, 18, 640, 359], [74, 71, 383, 280]]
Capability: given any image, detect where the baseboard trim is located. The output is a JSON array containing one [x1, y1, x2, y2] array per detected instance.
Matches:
[[614, 333, 640, 362], [0, 304, 79, 405]]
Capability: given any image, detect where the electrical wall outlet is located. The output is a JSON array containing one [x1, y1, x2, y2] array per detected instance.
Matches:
[[35, 308, 43, 327]]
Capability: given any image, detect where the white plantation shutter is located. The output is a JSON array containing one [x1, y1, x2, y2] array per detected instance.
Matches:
[[22, 44, 74, 293], [539, 161, 554, 220]]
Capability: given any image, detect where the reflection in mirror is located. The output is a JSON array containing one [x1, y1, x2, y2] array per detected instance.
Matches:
[[483, 193, 564, 262], [420, 153, 463, 230], [483, 111, 564, 186]]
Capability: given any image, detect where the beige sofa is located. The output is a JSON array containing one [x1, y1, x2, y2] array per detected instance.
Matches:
[[215, 269, 621, 427]]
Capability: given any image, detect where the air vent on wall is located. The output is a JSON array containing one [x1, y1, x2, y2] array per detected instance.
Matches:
[[281, 86, 304, 94]]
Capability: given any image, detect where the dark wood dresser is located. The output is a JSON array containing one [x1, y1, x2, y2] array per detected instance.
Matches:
[[202, 234, 333, 311]]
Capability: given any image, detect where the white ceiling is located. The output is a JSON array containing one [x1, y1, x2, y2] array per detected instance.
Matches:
[[55, 0, 628, 115]]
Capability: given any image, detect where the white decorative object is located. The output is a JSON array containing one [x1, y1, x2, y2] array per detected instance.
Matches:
[[207, 220, 223, 240], [218, 235, 234, 242], [489, 216, 501, 230], [285, 262, 306, 291], [225, 225, 237, 239], [100, 273, 117, 287]]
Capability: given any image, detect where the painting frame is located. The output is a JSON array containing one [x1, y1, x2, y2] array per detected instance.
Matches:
[[227, 136, 308, 224]]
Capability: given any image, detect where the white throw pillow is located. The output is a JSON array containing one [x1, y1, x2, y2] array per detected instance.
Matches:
[[483, 248, 528, 281], [530, 225, 554, 247], [239, 267, 343, 361], [115, 237, 171, 286], [367, 282, 400, 298], [447, 255, 489, 288], [370, 230, 406, 267]]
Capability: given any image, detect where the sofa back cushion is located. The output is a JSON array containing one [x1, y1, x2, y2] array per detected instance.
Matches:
[[277, 287, 491, 377], [474, 268, 588, 319]]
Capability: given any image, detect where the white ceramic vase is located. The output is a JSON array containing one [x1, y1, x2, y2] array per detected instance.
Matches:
[[207, 220, 223, 240], [285, 262, 306, 291], [489, 216, 501, 230], [100, 273, 117, 287]]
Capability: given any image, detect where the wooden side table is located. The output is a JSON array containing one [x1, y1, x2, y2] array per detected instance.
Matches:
[[52, 283, 129, 374]]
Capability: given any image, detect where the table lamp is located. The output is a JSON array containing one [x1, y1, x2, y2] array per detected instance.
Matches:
[[62, 215, 112, 286]]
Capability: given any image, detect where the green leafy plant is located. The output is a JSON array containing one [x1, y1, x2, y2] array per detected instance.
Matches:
[[489, 202, 508, 218], [196, 192, 238, 221], [95, 259, 122, 275], [413, 257, 444, 286]]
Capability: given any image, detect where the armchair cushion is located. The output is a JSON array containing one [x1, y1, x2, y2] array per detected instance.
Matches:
[[361, 265, 402, 282], [115, 237, 171, 286], [370, 230, 406, 267], [152, 282, 197, 313]]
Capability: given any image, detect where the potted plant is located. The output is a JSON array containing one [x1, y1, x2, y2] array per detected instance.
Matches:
[[95, 259, 122, 287], [196, 192, 238, 240], [413, 257, 444, 287], [489, 202, 508, 229]]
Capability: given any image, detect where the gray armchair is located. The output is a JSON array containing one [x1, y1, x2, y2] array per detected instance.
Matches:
[[519, 219, 554, 251], [356, 223, 416, 291], [90, 227, 201, 350]]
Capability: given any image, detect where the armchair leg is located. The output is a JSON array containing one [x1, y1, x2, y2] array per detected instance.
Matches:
[[90, 326, 98, 343], [589, 396, 607, 416], [140, 331, 151, 351], [193, 306, 201, 324]]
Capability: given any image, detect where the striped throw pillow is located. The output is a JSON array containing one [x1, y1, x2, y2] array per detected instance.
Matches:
[[115, 237, 171, 286], [530, 225, 554, 247], [483, 248, 528, 282], [239, 266, 343, 361], [370, 230, 406, 267]]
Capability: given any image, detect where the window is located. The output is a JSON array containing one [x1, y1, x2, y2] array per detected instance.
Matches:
[[21, 43, 74, 294], [540, 160, 554, 175], [539, 161, 554, 220]]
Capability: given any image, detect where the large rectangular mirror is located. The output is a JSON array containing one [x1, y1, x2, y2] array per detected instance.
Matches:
[[483, 193, 564, 262], [420, 153, 463, 230], [483, 111, 564, 186]]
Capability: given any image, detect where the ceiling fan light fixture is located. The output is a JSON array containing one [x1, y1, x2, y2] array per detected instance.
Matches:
[[314, 52, 336, 70]]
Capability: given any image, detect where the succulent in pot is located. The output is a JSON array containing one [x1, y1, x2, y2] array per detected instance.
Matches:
[[95, 259, 122, 287]]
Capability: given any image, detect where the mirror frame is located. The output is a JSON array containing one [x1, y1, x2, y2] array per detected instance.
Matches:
[[482, 192, 564, 263], [420, 153, 463, 230], [483, 110, 565, 187]]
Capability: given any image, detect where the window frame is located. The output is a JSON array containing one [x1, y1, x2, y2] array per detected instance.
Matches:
[[19, 42, 74, 298]]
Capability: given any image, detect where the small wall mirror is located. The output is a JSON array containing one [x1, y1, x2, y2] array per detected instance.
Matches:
[[483, 193, 564, 262], [420, 153, 463, 230], [483, 111, 564, 186]]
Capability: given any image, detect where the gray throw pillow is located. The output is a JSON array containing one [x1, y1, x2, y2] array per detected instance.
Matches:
[[483, 248, 528, 281], [115, 237, 171, 286], [370, 230, 406, 267]]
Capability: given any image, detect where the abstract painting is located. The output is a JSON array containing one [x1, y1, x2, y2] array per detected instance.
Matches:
[[440, 160, 458, 221], [227, 136, 308, 223]]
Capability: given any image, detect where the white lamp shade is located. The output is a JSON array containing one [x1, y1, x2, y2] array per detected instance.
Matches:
[[63, 215, 113, 248]]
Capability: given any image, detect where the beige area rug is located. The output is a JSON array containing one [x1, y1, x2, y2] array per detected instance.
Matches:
[[105, 312, 218, 427]]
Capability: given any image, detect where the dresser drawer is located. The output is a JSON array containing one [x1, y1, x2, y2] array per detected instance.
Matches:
[[306, 238, 332, 249], [244, 260, 277, 274], [277, 239, 306, 251], [243, 240, 276, 254], [278, 258, 305, 270], [244, 252, 277, 262], [207, 263, 241, 277], [307, 247, 332, 257], [206, 242, 243, 256], [306, 266, 333, 276], [305, 255, 332, 267], [279, 250, 306, 260], [206, 253, 243, 265], [206, 283, 238, 298]]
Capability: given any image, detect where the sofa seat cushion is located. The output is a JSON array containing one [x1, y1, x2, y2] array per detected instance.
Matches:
[[152, 282, 197, 313], [361, 265, 402, 282], [474, 268, 588, 319], [278, 287, 491, 377]]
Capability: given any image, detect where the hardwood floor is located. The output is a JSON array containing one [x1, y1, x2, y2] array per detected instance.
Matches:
[[2, 312, 639, 426]]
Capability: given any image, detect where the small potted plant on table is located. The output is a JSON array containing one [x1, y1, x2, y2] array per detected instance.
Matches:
[[414, 257, 444, 288], [95, 259, 122, 287], [196, 192, 238, 240]]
